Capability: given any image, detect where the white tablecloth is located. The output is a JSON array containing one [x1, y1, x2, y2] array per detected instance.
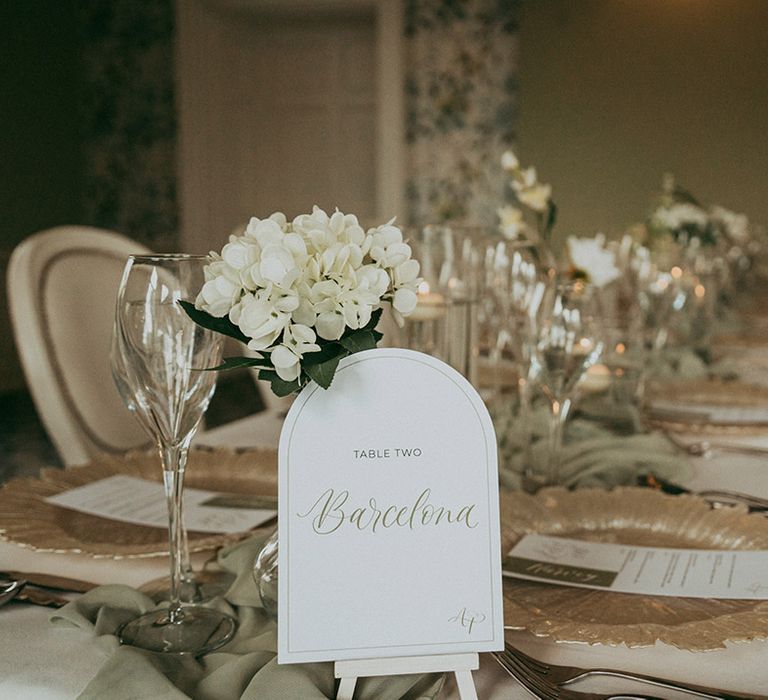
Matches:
[[2, 415, 768, 698]]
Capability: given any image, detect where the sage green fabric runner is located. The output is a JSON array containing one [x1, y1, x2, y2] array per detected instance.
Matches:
[[496, 402, 693, 491], [50, 537, 444, 700]]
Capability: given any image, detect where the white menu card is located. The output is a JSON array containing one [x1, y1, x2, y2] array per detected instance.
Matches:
[[505, 534, 768, 599], [278, 348, 504, 664], [45, 475, 277, 534]]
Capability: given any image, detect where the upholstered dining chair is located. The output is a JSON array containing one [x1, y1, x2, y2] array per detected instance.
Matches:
[[8, 226, 288, 467], [7, 226, 154, 466]]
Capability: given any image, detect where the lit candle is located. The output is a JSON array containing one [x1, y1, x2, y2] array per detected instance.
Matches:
[[408, 281, 447, 322], [580, 363, 612, 394]]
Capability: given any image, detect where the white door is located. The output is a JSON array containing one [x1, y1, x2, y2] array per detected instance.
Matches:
[[177, 0, 404, 252]]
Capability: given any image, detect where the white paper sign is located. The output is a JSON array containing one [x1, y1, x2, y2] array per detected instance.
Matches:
[[45, 475, 277, 534], [505, 534, 768, 599], [278, 348, 504, 664]]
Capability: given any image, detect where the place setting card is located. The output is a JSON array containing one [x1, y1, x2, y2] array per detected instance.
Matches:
[[504, 533, 768, 600], [277, 348, 504, 699], [45, 475, 277, 534]]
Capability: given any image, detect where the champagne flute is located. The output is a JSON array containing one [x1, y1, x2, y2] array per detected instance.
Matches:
[[528, 280, 604, 488], [112, 254, 236, 654]]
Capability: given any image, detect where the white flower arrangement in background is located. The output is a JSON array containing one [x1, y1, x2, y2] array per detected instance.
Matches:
[[182, 206, 421, 395], [496, 204, 528, 241], [566, 234, 621, 288], [498, 150, 557, 268], [710, 205, 750, 245]]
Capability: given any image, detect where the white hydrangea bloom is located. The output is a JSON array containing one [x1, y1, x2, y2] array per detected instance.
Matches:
[[271, 324, 320, 381], [566, 234, 621, 288], [195, 206, 421, 384]]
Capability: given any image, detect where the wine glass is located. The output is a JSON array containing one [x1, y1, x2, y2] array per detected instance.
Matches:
[[111, 329, 236, 604], [528, 280, 604, 488], [112, 254, 236, 654]]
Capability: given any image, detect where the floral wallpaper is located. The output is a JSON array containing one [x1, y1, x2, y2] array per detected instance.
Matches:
[[73, 0, 518, 245], [404, 0, 519, 226], [79, 0, 178, 250]]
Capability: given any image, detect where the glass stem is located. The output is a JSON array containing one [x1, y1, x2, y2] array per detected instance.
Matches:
[[161, 443, 189, 623], [545, 396, 571, 486]]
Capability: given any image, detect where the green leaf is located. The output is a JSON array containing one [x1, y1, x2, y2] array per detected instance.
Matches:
[[259, 369, 302, 397], [203, 356, 271, 372], [302, 339, 347, 366], [545, 200, 558, 236], [339, 330, 377, 354], [178, 300, 250, 345], [371, 329, 383, 344], [304, 355, 342, 389], [362, 307, 383, 332]]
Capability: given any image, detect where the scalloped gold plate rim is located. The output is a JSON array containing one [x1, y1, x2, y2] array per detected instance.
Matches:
[[0, 446, 277, 559], [499, 487, 768, 650]]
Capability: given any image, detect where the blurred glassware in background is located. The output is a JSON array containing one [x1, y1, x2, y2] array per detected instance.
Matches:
[[396, 224, 482, 382], [477, 241, 548, 405], [525, 280, 605, 489]]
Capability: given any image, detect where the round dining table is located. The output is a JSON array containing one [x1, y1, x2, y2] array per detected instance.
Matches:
[[2, 412, 768, 699]]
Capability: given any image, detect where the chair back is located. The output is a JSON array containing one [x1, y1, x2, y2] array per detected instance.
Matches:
[[7, 226, 152, 466]]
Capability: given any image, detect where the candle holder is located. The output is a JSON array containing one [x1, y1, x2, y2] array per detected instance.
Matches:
[[397, 225, 480, 380]]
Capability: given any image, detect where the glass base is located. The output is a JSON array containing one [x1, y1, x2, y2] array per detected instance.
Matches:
[[139, 569, 237, 604], [118, 605, 236, 655]]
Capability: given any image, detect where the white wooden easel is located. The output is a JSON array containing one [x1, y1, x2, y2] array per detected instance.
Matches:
[[335, 652, 479, 700]]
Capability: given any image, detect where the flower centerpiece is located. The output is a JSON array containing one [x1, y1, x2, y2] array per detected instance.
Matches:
[[497, 150, 556, 261], [181, 206, 421, 396]]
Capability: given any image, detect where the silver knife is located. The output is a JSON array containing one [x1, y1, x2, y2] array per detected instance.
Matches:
[[1, 571, 97, 594]]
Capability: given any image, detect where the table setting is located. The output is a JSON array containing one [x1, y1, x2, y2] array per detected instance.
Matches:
[[3, 156, 768, 700]]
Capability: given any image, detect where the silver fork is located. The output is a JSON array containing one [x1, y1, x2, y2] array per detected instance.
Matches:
[[491, 647, 667, 700], [499, 643, 765, 700], [0, 579, 26, 607]]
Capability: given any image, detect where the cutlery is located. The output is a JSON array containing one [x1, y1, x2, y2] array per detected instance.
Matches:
[[0, 579, 26, 607], [497, 642, 764, 700], [0, 571, 97, 594], [639, 474, 768, 513], [13, 585, 70, 608], [491, 646, 667, 700], [662, 431, 768, 459]]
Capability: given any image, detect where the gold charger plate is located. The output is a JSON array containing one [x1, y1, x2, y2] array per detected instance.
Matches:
[[0, 446, 277, 559], [500, 487, 768, 650], [645, 378, 768, 435]]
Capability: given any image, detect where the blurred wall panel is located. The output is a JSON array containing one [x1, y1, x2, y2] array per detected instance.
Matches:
[[79, 0, 178, 250], [0, 0, 84, 391], [177, 1, 386, 253], [518, 0, 768, 241], [404, 0, 519, 226]]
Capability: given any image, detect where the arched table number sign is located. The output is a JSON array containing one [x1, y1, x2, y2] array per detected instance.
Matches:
[[278, 349, 504, 699]]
